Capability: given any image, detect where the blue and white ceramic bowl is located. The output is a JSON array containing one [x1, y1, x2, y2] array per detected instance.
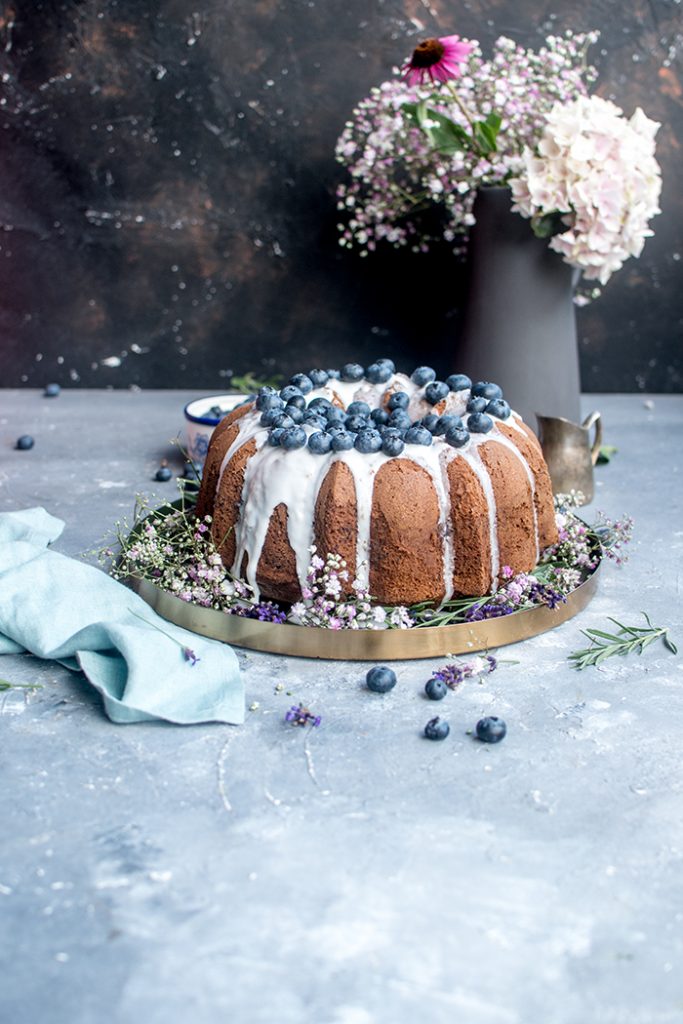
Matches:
[[184, 393, 252, 464]]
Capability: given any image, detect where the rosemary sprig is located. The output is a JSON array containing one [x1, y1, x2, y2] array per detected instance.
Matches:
[[0, 679, 42, 692], [569, 613, 677, 670]]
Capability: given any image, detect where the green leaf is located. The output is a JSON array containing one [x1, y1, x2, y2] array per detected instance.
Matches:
[[0, 680, 11, 691], [664, 634, 678, 654], [472, 115, 501, 155], [402, 102, 473, 155], [597, 445, 618, 465]]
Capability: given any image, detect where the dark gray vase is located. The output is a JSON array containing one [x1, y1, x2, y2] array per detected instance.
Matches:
[[457, 186, 581, 430]]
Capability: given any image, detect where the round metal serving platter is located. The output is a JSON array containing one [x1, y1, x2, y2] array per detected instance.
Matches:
[[127, 503, 602, 661]]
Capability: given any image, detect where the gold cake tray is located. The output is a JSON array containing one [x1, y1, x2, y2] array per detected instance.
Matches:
[[130, 553, 601, 661]]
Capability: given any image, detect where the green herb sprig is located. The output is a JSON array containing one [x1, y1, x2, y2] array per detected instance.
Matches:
[[569, 614, 677, 670]]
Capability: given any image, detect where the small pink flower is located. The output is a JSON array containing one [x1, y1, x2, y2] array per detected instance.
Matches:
[[402, 34, 473, 87]]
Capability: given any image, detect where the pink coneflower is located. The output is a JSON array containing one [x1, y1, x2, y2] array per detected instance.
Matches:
[[402, 35, 473, 86]]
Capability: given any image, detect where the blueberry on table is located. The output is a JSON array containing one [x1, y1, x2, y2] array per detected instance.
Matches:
[[155, 466, 173, 481], [424, 717, 450, 740], [43, 383, 61, 397], [425, 678, 448, 701], [475, 716, 507, 743], [366, 666, 397, 693], [15, 435, 35, 450]]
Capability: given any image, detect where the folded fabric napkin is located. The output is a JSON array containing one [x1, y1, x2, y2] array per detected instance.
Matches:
[[0, 507, 244, 725]]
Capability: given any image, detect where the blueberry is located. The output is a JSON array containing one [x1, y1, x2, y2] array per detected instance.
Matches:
[[468, 412, 494, 433], [155, 465, 173, 481], [341, 362, 365, 382], [325, 406, 345, 423], [411, 366, 437, 386], [486, 398, 511, 420], [44, 383, 61, 397], [425, 678, 448, 701], [326, 368, 341, 380], [475, 716, 507, 743], [380, 425, 403, 438], [366, 666, 397, 693], [404, 425, 433, 446], [256, 392, 285, 413], [330, 430, 354, 452], [387, 391, 409, 411], [271, 412, 295, 430], [388, 409, 412, 431], [376, 357, 396, 374], [471, 381, 503, 401], [289, 373, 313, 395], [308, 431, 333, 454], [420, 414, 439, 433], [425, 380, 450, 405], [347, 400, 371, 418], [446, 373, 472, 392], [354, 429, 383, 454], [284, 404, 304, 424], [280, 384, 304, 404], [182, 462, 201, 480], [366, 361, 393, 384], [302, 412, 327, 430], [268, 427, 285, 446], [285, 393, 306, 411], [370, 408, 389, 426], [381, 434, 405, 457], [308, 368, 329, 388], [208, 405, 226, 419], [326, 422, 347, 436], [260, 407, 284, 427], [434, 414, 463, 436], [445, 425, 470, 448], [15, 435, 35, 450], [308, 396, 332, 412], [344, 414, 368, 433], [424, 716, 450, 740], [467, 396, 489, 414], [280, 426, 307, 450]]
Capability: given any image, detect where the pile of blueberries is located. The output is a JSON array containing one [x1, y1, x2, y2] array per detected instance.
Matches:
[[255, 359, 511, 458]]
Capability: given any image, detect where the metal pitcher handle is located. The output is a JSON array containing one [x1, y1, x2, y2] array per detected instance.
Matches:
[[582, 411, 602, 466]]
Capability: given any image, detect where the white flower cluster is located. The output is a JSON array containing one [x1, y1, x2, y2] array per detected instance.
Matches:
[[510, 95, 662, 285]]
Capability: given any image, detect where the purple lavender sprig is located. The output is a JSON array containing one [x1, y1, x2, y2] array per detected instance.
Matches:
[[432, 655, 497, 690], [285, 704, 322, 728]]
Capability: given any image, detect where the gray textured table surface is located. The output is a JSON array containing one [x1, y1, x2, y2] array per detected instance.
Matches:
[[1, 389, 682, 1024]]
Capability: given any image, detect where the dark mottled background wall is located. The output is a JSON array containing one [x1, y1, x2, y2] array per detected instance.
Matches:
[[0, 0, 681, 392]]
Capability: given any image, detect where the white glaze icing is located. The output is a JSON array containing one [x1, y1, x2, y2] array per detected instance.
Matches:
[[208, 376, 544, 604]]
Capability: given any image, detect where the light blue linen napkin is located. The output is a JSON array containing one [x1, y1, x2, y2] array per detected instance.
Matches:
[[0, 507, 245, 725]]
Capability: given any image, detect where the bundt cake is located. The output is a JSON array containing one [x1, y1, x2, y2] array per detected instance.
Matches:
[[195, 359, 558, 607]]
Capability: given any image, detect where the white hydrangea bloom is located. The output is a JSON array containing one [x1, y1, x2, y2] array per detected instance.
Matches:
[[510, 95, 662, 285]]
